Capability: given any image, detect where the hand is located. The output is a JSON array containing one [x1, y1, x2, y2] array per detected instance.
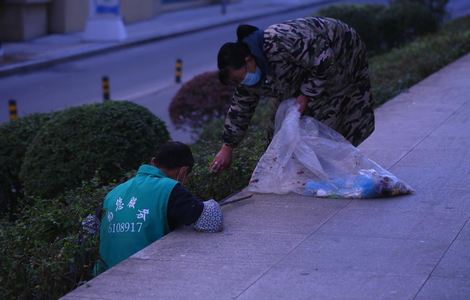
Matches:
[[209, 144, 233, 174], [296, 94, 308, 114]]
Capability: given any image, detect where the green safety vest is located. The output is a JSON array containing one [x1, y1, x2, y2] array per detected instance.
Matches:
[[96, 164, 178, 273]]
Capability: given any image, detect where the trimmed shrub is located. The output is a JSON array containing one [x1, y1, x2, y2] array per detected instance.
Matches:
[[20, 101, 169, 198], [391, 0, 449, 21], [381, 0, 439, 49], [0, 112, 54, 218], [169, 71, 236, 130], [370, 15, 470, 107], [439, 13, 470, 32], [316, 4, 386, 54], [0, 178, 115, 300], [317, 1, 440, 54], [188, 99, 272, 200]]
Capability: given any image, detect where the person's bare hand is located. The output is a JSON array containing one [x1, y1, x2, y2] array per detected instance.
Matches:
[[209, 144, 233, 174]]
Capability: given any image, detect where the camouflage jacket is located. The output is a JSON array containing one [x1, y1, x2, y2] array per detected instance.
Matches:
[[223, 17, 375, 147]]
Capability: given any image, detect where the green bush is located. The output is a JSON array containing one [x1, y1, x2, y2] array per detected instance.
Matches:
[[0, 178, 115, 300], [169, 71, 236, 129], [317, 1, 439, 54], [439, 13, 470, 32], [391, 0, 449, 21], [316, 4, 386, 54], [0, 112, 54, 218], [381, 0, 439, 49], [20, 101, 169, 198], [188, 101, 271, 200], [370, 16, 470, 107]]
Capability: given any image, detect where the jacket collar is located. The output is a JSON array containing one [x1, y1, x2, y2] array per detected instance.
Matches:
[[243, 30, 270, 77], [137, 164, 168, 179]]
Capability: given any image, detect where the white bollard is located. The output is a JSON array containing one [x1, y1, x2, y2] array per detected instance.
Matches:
[[82, 0, 127, 42]]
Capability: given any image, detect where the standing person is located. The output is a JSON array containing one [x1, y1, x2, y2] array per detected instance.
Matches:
[[95, 141, 223, 274], [210, 17, 375, 173]]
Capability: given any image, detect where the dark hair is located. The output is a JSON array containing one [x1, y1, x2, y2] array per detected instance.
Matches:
[[236, 24, 259, 41], [217, 24, 259, 85], [217, 42, 251, 85], [154, 141, 194, 172]]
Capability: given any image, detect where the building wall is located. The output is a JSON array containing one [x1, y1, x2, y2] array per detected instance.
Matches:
[[121, 0, 155, 24], [0, 0, 50, 41], [48, 0, 89, 33]]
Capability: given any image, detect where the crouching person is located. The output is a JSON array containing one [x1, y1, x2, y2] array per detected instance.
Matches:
[[95, 141, 223, 274]]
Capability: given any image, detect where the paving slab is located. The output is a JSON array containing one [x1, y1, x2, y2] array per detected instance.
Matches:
[[390, 148, 470, 169], [221, 199, 340, 235], [356, 147, 410, 169], [238, 269, 426, 300], [242, 192, 351, 210], [63, 54, 470, 299], [315, 206, 468, 243], [278, 234, 447, 275], [457, 219, 470, 240], [132, 227, 307, 266], [388, 165, 455, 190], [389, 163, 470, 192], [348, 187, 470, 213], [415, 277, 470, 300], [67, 258, 270, 300], [432, 239, 470, 279]]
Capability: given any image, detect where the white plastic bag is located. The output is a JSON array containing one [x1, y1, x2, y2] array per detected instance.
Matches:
[[247, 99, 413, 198]]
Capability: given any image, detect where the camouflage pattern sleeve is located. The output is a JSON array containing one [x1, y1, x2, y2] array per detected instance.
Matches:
[[222, 86, 260, 147]]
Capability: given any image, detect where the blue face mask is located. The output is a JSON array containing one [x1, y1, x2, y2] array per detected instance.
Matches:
[[241, 66, 262, 86]]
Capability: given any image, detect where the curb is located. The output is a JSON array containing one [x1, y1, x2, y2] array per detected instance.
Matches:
[[0, 0, 338, 78]]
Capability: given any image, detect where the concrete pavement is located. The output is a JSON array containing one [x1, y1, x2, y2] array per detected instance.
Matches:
[[0, 0, 337, 77], [62, 52, 470, 299]]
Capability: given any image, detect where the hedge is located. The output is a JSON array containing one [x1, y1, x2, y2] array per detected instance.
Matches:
[[391, 0, 449, 21], [0, 178, 115, 300], [381, 0, 439, 49], [316, 4, 386, 54], [187, 100, 272, 200], [317, 1, 439, 54], [20, 101, 169, 199], [169, 71, 236, 130], [0, 112, 54, 218], [370, 15, 470, 106]]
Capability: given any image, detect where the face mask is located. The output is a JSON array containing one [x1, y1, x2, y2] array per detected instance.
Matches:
[[241, 66, 262, 86]]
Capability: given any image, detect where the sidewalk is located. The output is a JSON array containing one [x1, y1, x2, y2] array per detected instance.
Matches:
[[0, 0, 333, 77], [62, 53, 470, 299]]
